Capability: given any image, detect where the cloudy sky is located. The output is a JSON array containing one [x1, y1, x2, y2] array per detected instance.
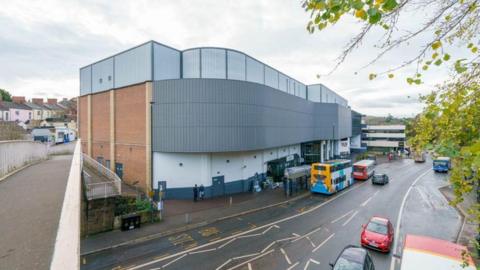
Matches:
[[0, 0, 461, 117]]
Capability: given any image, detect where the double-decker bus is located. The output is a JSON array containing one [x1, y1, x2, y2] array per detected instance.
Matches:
[[353, 160, 375, 180], [400, 234, 475, 270], [310, 159, 353, 195]]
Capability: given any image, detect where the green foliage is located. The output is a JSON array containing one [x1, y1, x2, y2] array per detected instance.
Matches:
[[408, 73, 480, 224], [0, 88, 12, 102], [302, 0, 480, 81], [114, 197, 153, 216]]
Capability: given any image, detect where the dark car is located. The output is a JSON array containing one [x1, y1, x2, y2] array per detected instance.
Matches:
[[372, 174, 389, 185], [330, 245, 375, 270]]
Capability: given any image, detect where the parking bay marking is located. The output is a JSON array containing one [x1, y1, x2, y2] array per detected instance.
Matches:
[[128, 181, 368, 270], [303, 258, 320, 270], [312, 233, 335, 253], [342, 210, 358, 226]]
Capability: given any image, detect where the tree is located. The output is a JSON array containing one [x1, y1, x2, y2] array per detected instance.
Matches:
[[0, 88, 12, 102], [302, 0, 480, 83]]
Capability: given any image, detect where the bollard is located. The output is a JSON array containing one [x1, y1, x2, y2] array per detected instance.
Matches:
[[229, 196, 233, 207], [185, 213, 190, 224]]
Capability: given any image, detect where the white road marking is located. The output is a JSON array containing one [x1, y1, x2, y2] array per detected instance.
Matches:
[[262, 225, 280, 234], [247, 263, 252, 270], [280, 248, 292, 265], [291, 226, 323, 243], [306, 236, 316, 248], [232, 252, 259, 260], [237, 233, 262, 239], [312, 233, 335, 253], [330, 209, 354, 224], [218, 238, 236, 249], [360, 197, 373, 207], [292, 233, 300, 237], [188, 247, 217, 254], [261, 241, 276, 253], [361, 190, 379, 207], [342, 210, 358, 226], [216, 258, 232, 270], [128, 181, 369, 270], [276, 235, 299, 242], [304, 258, 320, 270], [161, 253, 187, 268], [389, 168, 431, 270], [287, 261, 299, 270], [225, 249, 275, 270]]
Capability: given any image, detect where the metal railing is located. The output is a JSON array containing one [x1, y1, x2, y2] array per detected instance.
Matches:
[[81, 153, 122, 200]]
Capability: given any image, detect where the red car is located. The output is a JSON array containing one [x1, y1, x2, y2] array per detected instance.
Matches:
[[360, 216, 394, 253]]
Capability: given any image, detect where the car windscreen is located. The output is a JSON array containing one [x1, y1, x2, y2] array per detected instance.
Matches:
[[373, 175, 383, 180], [366, 221, 388, 235], [314, 165, 326, 171], [333, 257, 363, 270]]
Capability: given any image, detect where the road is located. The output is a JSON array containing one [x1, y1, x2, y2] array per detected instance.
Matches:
[[82, 157, 461, 270]]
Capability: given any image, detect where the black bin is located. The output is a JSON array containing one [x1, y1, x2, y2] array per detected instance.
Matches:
[[121, 214, 141, 231]]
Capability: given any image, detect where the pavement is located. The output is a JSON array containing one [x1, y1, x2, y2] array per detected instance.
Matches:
[[0, 154, 73, 270], [81, 187, 309, 255], [81, 157, 465, 270], [440, 183, 478, 258]]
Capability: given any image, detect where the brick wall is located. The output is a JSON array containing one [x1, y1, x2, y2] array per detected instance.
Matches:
[[115, 84, 147, 189], [79, 83, 149, 192]]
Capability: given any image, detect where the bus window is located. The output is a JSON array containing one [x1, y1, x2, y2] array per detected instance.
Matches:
[[354, 166, 364, 173], [314, 165, 326, 171]]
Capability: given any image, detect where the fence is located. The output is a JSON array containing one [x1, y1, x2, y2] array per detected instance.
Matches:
[[82, 153, 122, 200], [48, 141, 76, 156], [50, 140, 81, 270], [0, 140, 48, 179]]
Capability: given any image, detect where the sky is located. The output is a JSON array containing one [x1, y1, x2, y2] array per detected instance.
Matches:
[[0, 0, 462, 117]]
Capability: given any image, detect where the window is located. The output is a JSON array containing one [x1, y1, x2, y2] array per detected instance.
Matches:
[[15, 110, 19, 116], [37, 111, 40, 116], [5, 112, 9, 120], [314, 165, 326, 171], [99, 78, 103, 83], [108, 75, 112, 81], [28, 112, 31, 119]]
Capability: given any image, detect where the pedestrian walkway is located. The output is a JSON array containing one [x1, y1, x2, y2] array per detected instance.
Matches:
[[441, 185, 479, 262], [81, 188, 309, 255], [0, 154, 73, 270]]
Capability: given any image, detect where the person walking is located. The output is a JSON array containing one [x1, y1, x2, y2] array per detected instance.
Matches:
[[199, 185, 205, 200], [193, 184, 198, 202]]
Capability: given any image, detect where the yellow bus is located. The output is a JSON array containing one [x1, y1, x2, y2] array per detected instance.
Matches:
[[310, 159, 353, 195]]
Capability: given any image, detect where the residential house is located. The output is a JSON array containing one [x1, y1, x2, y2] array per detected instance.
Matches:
[[1, 101, 32, 123], [0, 103, 9, 121], [59, 97, 77, 121], [43, 98, 65, 119], [32, 98, 53, 119], [24, 101, 44, 120]]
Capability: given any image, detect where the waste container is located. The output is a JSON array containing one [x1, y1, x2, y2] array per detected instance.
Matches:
[[121, 214, 141, 231]]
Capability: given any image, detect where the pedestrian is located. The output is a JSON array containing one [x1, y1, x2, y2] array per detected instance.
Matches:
[[199, 184, 205, 200], [193, 184, 198, 202]]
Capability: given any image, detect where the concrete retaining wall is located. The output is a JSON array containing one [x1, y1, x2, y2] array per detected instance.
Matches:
[[0, 140, 48, 179]]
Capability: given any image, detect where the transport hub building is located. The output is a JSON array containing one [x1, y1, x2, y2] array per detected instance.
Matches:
[[79, 41, 354, 199]]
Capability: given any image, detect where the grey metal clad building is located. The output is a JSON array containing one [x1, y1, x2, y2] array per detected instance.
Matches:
[[79, 41, 356, 199]]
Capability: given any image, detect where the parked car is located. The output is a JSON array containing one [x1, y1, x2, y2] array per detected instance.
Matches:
[[372, 174, 389, 185], [361, 216, 394, 253], [330, 245, 375, 270]]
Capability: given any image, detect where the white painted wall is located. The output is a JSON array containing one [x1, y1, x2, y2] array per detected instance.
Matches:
[[0, 140, 48, 179], [153, 144, 301, 189], [350, 134, 361, 149]]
